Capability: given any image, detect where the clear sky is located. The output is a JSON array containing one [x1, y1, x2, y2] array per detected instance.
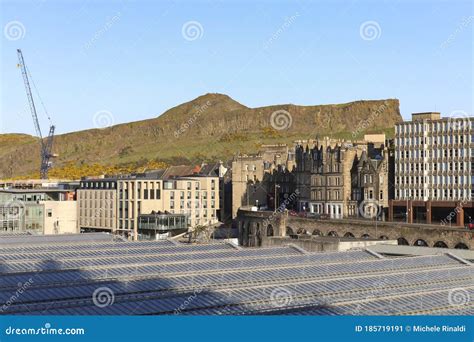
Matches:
[[1, 0, 472, 136]]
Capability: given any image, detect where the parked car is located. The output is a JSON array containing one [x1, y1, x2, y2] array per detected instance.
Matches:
[[467, 220, 474, 230]]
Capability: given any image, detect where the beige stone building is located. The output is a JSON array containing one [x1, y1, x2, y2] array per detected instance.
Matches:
[[43, 201, 78, 234], [77, 178, 117, 233], [78, 174, 219, 239], [231, 144, 295, 218]]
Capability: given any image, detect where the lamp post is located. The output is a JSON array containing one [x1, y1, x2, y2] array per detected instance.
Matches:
[[274, 184, 280, 213], [406, 194, 409, 224]]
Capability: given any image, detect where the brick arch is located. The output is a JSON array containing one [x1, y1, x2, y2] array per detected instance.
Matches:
[[297, 228, 308, 235], [433, 241, 449, 248], [397, 237, 409, 245], [414, 238, 429, 247], [327, 231, 338, 237], [286, 226, 295, 235], [311, 229, 323, 236], [344, 232, 355, 238], [454, 242, 469, 250], [361, 233, 371, 239]]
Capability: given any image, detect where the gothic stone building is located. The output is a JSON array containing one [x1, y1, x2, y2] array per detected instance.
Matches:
[[295, 139, 389, 219]]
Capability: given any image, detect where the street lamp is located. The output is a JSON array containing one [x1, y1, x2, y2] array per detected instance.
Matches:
[[274, 184, 280, 213]]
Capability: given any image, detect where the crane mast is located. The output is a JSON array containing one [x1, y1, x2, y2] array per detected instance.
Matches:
[[17, 49, 55, 179]]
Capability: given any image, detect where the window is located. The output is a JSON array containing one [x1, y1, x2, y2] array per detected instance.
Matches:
[[47, 209, 52, 217]]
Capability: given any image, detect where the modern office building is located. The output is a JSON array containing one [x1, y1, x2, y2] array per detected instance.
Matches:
[[77, 171, 219, 240], [389, 112, 473, 226]]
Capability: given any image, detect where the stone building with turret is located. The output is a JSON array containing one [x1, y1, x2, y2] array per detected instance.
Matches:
[[295, 137, 390, 219]]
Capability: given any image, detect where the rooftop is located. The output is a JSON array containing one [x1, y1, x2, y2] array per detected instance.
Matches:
[[0, 235, 471, 316]]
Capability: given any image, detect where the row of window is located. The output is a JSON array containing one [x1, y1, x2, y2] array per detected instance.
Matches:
[[396, 188, 473, 200], [311, 190, 341, 201], [395, 134, 473, 146], [311, 176, 342, 186], [79, 200, 113, 209], [169, 191, 216, 200], [117, 211, 217, 230], [395, 148, 473, 159], [80, 181, 116, 189], [396, 161, 473, 172], [395, 120, 473, 134], [396, 175, 474, 185], [169, 200, 216, 210], [78, 190, 114, 200]]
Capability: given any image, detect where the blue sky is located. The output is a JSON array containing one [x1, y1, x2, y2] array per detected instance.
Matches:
[[1, 0, 472, 135]]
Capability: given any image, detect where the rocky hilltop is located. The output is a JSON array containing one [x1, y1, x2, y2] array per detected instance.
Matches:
[[0, 93, 402, 178]]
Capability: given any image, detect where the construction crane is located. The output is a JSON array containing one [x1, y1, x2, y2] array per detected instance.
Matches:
[[17, 49, 56, 179]]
